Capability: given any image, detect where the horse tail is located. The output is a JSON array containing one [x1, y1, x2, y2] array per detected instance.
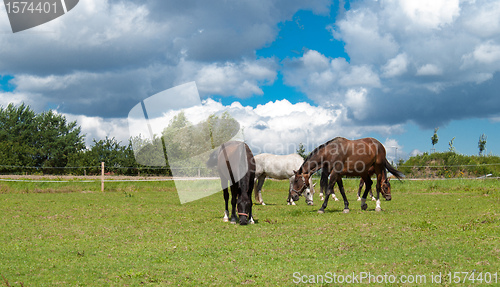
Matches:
[[384, 158, 404, 180]]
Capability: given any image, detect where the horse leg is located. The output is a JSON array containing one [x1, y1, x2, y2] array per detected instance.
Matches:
[[230, 184, 238, 224], [254, 175, 266, 205], [337, 177, 349, 213], [223, 184, 230, 222], [319, 169, 328, 201], [318, 173, 338, 214], [248, 174, 255, 224], [360, 176, 372, 211], [330, 187, 339, 201], [323, 170, 339, 201], [357, 178, 364, 201], [375, 170, 383, 212], [287, 177, 296, 206], [370, 181, 376, 201], [304, 179, 316, 205]]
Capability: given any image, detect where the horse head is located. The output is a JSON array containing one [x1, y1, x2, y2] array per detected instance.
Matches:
[[304, 183, 316, 205], [290, 171, 310, 202], [380, 178, 391, 201], [237, 193, 252, 225]]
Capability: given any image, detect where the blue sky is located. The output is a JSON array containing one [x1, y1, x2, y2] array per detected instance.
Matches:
[[1, 0, 500, 159]]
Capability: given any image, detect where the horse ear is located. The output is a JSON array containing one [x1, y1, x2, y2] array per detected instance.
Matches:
[[293, 170, 297, 174]]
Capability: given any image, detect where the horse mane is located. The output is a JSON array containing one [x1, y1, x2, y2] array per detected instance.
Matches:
[[300, 137, 343, 172]]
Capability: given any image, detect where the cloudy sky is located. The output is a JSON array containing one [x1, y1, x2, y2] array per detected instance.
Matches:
[[1, 0, 500, 161]]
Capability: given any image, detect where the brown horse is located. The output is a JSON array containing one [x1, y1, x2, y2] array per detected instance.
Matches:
[[290, 137, 403, 213], [207, 141, 256, 225]]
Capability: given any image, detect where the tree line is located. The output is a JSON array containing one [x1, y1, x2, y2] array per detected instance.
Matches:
[[0, 103, 237, 176]]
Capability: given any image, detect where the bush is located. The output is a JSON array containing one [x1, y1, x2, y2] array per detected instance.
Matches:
[[399, 152, 500, 178]]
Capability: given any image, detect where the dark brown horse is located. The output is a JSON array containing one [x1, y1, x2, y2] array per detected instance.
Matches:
[[207, 141, 256, 225], [290, 137, 403, 213]]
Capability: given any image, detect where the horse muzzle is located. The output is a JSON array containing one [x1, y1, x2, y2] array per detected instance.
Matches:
[[238, 213, 249, 225]]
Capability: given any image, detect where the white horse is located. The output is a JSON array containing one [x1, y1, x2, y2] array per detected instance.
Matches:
[[254, 153, 315, 205]]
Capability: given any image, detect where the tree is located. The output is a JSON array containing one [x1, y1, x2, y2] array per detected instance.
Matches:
[[0, 103, 85, 172], [35, 110, 85, 168], [478, 134, 487, 156], [67, 137, 138, 175], [448, 137, 456, 153], [431, 127, 439, 152], [130, 111, 240, 176], [296, 143, 307, 159]]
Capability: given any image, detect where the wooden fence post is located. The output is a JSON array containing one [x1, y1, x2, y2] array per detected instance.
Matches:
[[101, 162, 105, 192]]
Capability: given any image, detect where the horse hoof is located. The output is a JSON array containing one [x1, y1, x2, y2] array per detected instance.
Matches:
[[357, 197, 361, 201], [334, 198, 339, 201], [371, 197, 376, 201], [343, 209, 350, 214], [375, 207, 382, 212], [361, 204, 368, 211], [292, 202, 296, 206], [317, 210, 324, 214], [223, 218, 229, 222], [261, 202, 266, 206]]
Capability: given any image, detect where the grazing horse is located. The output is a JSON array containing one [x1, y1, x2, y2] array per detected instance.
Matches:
[[207, 141, 256, 225], [254, 153, 315, 206], [290, 137, 403, 213]]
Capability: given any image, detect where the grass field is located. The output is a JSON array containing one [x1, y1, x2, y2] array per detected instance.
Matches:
[[1, 178, 499, 286]]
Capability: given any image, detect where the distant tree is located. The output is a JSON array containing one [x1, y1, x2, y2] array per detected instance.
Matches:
[[478, 134, 487, 156], [35, 110, 86, 168], [67, 137, 137, 175], [448, 137, 456, 153], [431, 127, 439, 152], [296, 143, 307, 159], [0, 103, 85, 172], [162, 111, 239, 161]]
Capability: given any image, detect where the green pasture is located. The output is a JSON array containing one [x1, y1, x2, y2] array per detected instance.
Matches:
[[1, 178, 499, 286]]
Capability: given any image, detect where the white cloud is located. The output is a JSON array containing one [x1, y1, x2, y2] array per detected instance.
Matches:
[[416, 64, 443, 76], [281, 0, 500, 128], [470, 41, 500, 64], [400, 0, 460, 29], [383, 138, 402, 162], [382, 53, 409, 78], [71, 98, 404, 155], [345, 88, 368, 120], [177, 58, 277, 98], [332, 9, 399, 65], [0, 0, 329, 117], [64, 114, 131, 147], [283, 50, 381, 107], [462, 1, 500, 37]]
